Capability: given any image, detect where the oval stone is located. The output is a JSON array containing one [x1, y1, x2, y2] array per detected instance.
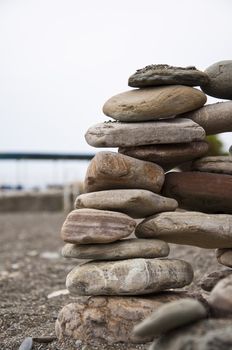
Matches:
[[66, 258, 193, 296], [61, 209, 136, 244], [209, 275, 232, 314], [192, 156, 232, 175], [216, 249, 232, 268], [103, 86, 206, 122], [84, 152, 164, 194]]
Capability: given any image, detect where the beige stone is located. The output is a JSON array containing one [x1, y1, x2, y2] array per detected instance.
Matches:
[[216, 248, 232, 268], [200, 270, 232, 292], [209, 275, 232, 314], [192, 156, 232, 175]]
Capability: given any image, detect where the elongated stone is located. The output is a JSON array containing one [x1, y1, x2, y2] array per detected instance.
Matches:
[[200, 270, 232, 292], [66, 258, 193, 296], [182, 101, 232, 135], [84, 152, 164, 193], [216, 248, 232, 268], [61, 209, 136, 244], [119, 141, 209, 171], [75, 189, 177, 218], [136, 211, 232, 249], [192, 156, 232, 175], [209, 275, 232, 314], [133, 298, 207, 338], [85, 119, 206, 148], [128, 64, 209, 87], [102, 86, 206, 122], [162, 172, 232, 214], [62, 239, 170, 260]]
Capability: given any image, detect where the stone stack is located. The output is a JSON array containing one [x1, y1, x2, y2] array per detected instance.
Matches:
[[56, 61, 232, 347]]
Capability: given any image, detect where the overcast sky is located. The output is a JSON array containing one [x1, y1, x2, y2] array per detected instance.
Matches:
[[0, 0, 232, 187]]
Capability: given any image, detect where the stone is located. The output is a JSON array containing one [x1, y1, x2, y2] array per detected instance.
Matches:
[[201, 60, 232, 99], [102, 86, 206, 122], [119, 141, 209, 171], [84, 152, 164, 194], [85, 119, 206, 148], [61, 209, 136, 244], [75, 189, 178, 218], [66, 258, 193, 296], [149, 319, 232, 350], [62, 238, 170, 260], [55, 292, 193, 344], [133, 298, 207, 338], [19, 338, 33, 350], [135, 211, 232, 249], [199, 270, 232, 292], [182, 101, 232, 135], [216, 248, 232, 268], [162, 171, 232, 214], [192, 156, 232, 175], [128, 64, 209, 87], [209, 275, 232, 314]]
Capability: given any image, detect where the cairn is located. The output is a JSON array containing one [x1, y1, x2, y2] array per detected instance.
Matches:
[[56, 61, 232, 347]]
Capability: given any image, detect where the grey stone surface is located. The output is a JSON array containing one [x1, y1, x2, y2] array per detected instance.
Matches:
[[192, 156, 232, 175], [209, 275, 232, 314], [61, 208, 136, 244], [85, 119, 206, 148], [216, 248, 232, 268], [66, 258, 193, 296], [201, 60, 232, 99], [62, 238, 170, 260], [199, 270, 232, 292], [128, 64, 209, 87], [136, 211, 232, 249], [75, 189, 177, 218]]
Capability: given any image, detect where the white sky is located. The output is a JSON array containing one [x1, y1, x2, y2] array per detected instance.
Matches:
[[0, 0, 232, 187]]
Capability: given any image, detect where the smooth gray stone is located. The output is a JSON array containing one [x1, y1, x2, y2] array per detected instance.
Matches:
[[216, 248, 232, 268], [128, 64, 209, 87], [85, 119, 206, 148], [19, 337, 33, 350], [133, 298, 207, 338], [201, 60, 232, 99], [209, 275, 232, 314], [75, 189, 178, 218], [200, 270, 232, 292], [136, 211, 232, 249], [182, 101, 232, 135], [192, 156, 232, 175], [66, 258, 193, 296], [62, 239, 170, 260]]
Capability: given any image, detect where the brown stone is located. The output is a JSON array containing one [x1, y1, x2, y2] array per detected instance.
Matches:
[[216, 248, 232, 268], [209, 275, 232, 314], [84, 152, 164, 193], [192, 156, 232, 175], [200, 270, 232, 292], [61, 209, 136, 244], [162, 171, 232, 214]]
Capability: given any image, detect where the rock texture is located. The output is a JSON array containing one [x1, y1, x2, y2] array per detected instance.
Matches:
[[102, 86, 206, 122], [136, 211, 232, 249], [85, 119, 206, 148], [119, 141, 209, 171], [200, 270, 232, 292], [66, 258, 193, 296], [128, 64, 209, 87], [201, 60, 232, 99], [62, 239, 170, 260], [84, 152, 164, 193], [216, 248, 232, 268], [182, 101, 232, 135], [61, 209, 136, 244], [192, 156, 232, 175], [209, 275, 232, 314], [163, 171, 232, 214], [75, 189, 177, 218]]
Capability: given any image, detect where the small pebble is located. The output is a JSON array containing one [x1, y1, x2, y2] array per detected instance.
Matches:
[[19, 337, 33, 350]]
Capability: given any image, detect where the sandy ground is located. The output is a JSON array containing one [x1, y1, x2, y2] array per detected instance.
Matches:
[[0, 213, 226, 350]]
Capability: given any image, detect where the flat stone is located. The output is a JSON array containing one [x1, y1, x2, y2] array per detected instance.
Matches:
[[149, 319, 232, 350], [216, 248, 232, 268], [62, 239, 170, 260], [201, 60, 232, 99], [102, 86, 206, 122], [85, 119, 206, 148], [182, 101, 232, 135], [133, 298, 207, 338], [61, 209, 136, 244], [119, 141, 209, 171], [55, 292, 194, 344], [136, 211, 232, 248], [84, 152, 164, 194], [192, 156, 232, 175], [199, 270, 232, 292], [75, 189, 177, 218], [128, 64, 209, 87], [162, 171, 232, 214], [209, 275, 232, 314], [66, 258, 193, 296]]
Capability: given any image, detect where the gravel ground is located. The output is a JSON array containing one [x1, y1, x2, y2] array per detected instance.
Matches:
[[0, 212, 226, 350]]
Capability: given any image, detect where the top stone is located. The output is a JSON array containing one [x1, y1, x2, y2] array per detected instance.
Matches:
[[102, 86, 207, 122], [128, 64, 209, 87]]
